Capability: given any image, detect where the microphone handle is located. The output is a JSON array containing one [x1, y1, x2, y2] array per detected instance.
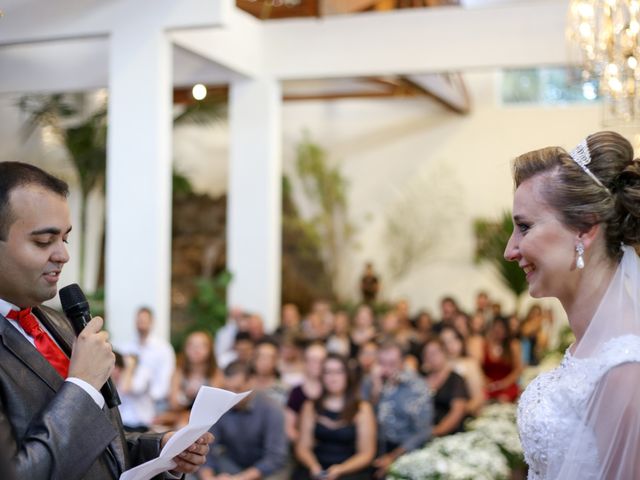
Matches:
[[67, 310, 122, 408]]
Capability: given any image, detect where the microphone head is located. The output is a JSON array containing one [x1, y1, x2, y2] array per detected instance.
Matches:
[[59, 283, 89, 313]]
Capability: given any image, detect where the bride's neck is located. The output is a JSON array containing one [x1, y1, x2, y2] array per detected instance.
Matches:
[[562, 254, 617, 344]]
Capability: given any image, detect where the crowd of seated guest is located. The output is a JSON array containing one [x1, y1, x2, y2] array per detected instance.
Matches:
[[112, 286, 556, 479]]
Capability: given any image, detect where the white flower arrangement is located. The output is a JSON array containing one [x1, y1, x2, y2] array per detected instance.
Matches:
[[388, 403, 523, 480], [466, 417, 522, 457], [471, 402, 518, 423], [388, 431, 510, 480]]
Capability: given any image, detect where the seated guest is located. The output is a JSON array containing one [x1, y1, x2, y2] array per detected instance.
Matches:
[[412, 310, 434, 343], [354, 340, 378, 380], [166, 331, 222, 427], [116, 306, 176, 414], [296, 354, 376, 480], [434, 296, 460, 332], [350, 305, 377, 355], [439, 326, 486, 415], [215, 306, 247, 369], [467, 312, 486, 363], [200, 361, 288, 480], [275, 303, 303, 340], [286, 343, 327, 442], [113, 351, 155, 432], [251, 339, 289, 406], [422, 339, 469, 436], [361, 341, 433, 479], [452, 312, 471, 341], [377, 312, 400, 342], [481, 317, 523, 403], [520, 304, 548, 365], [302, 311, 332, 342], [233, 331, 256, 365], [326, 310, 353, 357], [278, 334, 306, 389]]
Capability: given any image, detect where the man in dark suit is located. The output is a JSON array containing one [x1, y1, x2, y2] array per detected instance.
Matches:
[[0, 161, 212, 479]]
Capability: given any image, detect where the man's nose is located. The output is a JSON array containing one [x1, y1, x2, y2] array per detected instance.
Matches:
[[51, 240, 70, 264]]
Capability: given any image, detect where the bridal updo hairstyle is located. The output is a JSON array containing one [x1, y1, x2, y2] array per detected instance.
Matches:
[[512, 131, 640, 260]]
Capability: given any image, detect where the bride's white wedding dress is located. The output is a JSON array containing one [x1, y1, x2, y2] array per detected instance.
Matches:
[[518, 334, 640, 479], [516, 245, 640, 479]]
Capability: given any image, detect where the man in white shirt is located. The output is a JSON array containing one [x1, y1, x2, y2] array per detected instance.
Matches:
[[215, 306, 246, 368], [117, 306, 175, 414]]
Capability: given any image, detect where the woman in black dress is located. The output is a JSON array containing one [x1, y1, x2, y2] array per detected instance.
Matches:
[[296, 353, 376, 480], [422, 338, 469, 436]]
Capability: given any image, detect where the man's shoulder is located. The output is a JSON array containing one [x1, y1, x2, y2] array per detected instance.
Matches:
[[146, 337, 175, 356]]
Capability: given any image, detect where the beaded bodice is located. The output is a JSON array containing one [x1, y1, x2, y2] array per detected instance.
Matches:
[[517, 335, 640, 480]]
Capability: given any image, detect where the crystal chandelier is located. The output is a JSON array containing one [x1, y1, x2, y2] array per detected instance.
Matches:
[[567, 0, 640, 124]]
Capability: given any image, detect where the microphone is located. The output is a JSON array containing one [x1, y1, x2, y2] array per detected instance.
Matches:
[[59, 284, 121, 408]]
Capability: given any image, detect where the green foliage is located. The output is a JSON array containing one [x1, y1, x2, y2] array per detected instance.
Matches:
[[281, 174, 334, 310], [186, 270, 232, 336], [474, 211, 527, 311], [297, 137, 348, 214], [294, 134, 356, 299], [86, 288, 105, 318], [172, 169, 195, 196]]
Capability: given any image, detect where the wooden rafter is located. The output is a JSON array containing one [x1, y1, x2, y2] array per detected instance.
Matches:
[[173, 75, 470, 115], [402, 73, 471, 114]]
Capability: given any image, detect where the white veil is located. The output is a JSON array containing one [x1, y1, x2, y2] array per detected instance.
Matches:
[[549, 245, 640, 479]]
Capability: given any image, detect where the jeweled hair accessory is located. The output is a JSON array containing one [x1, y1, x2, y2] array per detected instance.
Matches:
[[570, 139, 612, 195]]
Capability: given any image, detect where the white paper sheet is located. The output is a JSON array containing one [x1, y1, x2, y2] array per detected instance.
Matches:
[[119, 386, 251, 480]]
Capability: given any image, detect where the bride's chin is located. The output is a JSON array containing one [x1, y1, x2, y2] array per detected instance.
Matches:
[[528, 284, 544, 298]]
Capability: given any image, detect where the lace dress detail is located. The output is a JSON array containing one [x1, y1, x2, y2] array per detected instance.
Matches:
[[517, 334, 640, 480]]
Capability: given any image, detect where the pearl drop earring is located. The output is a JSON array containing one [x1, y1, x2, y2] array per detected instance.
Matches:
[[576, 242, 585, 269]]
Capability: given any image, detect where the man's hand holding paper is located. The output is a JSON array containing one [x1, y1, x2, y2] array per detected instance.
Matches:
[[120, 386, 251, 480]]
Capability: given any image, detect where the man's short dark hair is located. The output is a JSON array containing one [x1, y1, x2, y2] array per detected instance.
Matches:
[[378, 339, 405, 357], [234, 331, 253, 344], [224, 360, 251, 379], [137, 306, 154, 317], [0, 162, 69, 240]]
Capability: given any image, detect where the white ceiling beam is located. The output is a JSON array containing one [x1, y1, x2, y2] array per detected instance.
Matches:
[[0, 40, 238, 94], [0, 38, 109, 93], [262, 0, 571, 78], [171, 8, 267, 79], [0, 0, 233, 46]]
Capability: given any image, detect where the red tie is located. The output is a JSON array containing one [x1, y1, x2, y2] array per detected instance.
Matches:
[[7, 308, 70, 378]]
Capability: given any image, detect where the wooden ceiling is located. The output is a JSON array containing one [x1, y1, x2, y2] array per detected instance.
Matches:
[[174, 75, 471, 115], [236, 0, 459, 20]]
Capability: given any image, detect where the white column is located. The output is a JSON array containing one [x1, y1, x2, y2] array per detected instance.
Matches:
[[227, 78, 282, 331], [106, 25, 173, 344]]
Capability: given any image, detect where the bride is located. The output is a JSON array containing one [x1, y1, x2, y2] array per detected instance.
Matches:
[[504, 131, 640, 479]]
